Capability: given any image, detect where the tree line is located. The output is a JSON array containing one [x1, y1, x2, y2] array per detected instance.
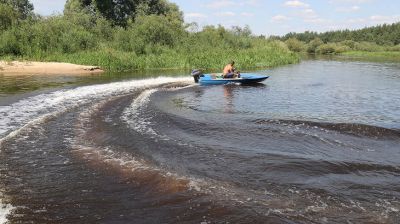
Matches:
[[0, 0, 298, 71], [271, 22, 400, 54], [274, 23, 400, 45]]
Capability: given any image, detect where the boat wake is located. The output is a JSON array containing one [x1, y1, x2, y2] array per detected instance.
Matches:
[[254, 119, 400, 139], [0, 76, 399, 223]]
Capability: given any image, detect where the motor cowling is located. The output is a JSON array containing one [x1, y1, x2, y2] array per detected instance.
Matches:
[[191, 69, 203, 83]]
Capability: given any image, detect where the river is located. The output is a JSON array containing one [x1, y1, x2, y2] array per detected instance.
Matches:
[[0, 59, 399, 223]]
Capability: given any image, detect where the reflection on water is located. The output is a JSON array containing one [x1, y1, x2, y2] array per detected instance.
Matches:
[[223, 85, 234, 113]]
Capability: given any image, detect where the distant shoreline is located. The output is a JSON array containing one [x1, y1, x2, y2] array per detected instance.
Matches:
[[340, 51, 400, 62], [0, 61, 103, 76]]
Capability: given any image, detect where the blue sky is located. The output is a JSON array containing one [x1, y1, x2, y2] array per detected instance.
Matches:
[[31, 0, 400, 36]]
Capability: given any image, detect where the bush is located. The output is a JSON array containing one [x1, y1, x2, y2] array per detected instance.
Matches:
[[354, 41, 383, 52], [134, 14, 184, 47], [339, 40, 356, 49], [307, 37, 324, 53], [388, 44, 400, 52], [0, 28, 21, 55], [285, 38, 306, 52], [334, 44, 351, 53], [316, 43, 336, 54], [316, 43, 350, 54]]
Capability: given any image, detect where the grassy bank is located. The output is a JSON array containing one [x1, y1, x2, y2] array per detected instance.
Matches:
[[341, 51, 400, 62], [15, 41, 299, 72], [0, 1, 299, 72]]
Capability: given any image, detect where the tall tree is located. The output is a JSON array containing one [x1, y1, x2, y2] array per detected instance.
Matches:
[[0, 2, 18, 31], [64, 0, 182, 27], [0, 0, 33, 19]]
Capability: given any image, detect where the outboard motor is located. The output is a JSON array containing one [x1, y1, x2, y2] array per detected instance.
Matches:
[[191, 69, 203, 83]]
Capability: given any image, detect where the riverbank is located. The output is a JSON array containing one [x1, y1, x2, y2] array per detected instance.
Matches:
[[341, 51, 400, 62], [0, 61, 103, 75]]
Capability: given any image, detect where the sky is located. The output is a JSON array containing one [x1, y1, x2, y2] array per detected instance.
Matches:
[[30, 0, 400, 36]]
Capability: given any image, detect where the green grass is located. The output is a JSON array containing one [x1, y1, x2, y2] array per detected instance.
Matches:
[[341, 51, 400, 62], [14, 44, 299, 72]]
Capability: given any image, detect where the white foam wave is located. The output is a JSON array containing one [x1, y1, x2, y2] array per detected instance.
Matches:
[[0, 77, 191, 146], [121, 84, 197, 141], [71, 97, 205, 193], [121, 89, 169, 139], [0, 198, 14, 224]]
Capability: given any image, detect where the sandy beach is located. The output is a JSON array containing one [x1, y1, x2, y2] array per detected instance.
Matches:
[[0, 61, 103, 75]]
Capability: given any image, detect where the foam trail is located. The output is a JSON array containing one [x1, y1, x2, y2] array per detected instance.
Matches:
[[121, 89, 165, 139], [0, 197, 13, 224], [72, 100, 206, 194], [0, 77, 191, 222], [0, 77, 191, 144]]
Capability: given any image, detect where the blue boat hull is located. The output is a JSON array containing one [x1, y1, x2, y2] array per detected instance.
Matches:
[[198, 73, 269, 85]]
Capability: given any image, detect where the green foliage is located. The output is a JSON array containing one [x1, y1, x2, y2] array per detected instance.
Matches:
[[339, 40, 356, 49], [285, 38, 306, 52], [279, 22, 400, 46], [0, 28, 21, 55], [343, 51, 400, 62], [316, 43, 350, 54], [390, 45, 400, 51], [134, 14, 184, 47], [316, 43, 336, 54], [0, 3, 18, 31], [0, 0, 33, 19], [64, 0, 182, 27], [353, 41, 383, 52], [307, 37, 324, 53], [278, 23, 400, 55], [0, 0, 299, 71]]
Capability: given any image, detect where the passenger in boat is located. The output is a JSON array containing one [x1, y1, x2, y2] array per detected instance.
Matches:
[[223, 61, 240, 78]]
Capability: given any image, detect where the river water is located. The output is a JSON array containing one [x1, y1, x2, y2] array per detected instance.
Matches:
[[0, 59, 399, 223]]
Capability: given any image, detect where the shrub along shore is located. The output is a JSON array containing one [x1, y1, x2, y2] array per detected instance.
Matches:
[[275, 23, 400, 60], [0, 0, 299, 72]]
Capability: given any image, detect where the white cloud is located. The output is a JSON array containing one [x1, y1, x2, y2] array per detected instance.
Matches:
[[241, 12, 255, 17], [330, 0, 372, 4], [205, 0, 261, 9], [185, 13, 208, 19], [214, 11, 236, 17], [311, 14, 399, 32], [304, 18, 328, 24], [304, 8, 316, 15], [296, 8, 319, 20], [369, 15, 400, 24], [284, 0, 310, 8], [336, 5, 360, 12], [205, 0, 236, 9], [347, 18, 367, 24], [243, 0, 260, 6], [271, 15, 290, 22]]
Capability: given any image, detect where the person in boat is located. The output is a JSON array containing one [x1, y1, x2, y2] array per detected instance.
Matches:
[[223, 61, 240, 78]]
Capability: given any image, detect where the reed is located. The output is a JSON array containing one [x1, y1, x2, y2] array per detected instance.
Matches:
[[25, 41, 299, 72]]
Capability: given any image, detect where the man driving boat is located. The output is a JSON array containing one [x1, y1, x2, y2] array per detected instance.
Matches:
[[223, 61, 240, 78]]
